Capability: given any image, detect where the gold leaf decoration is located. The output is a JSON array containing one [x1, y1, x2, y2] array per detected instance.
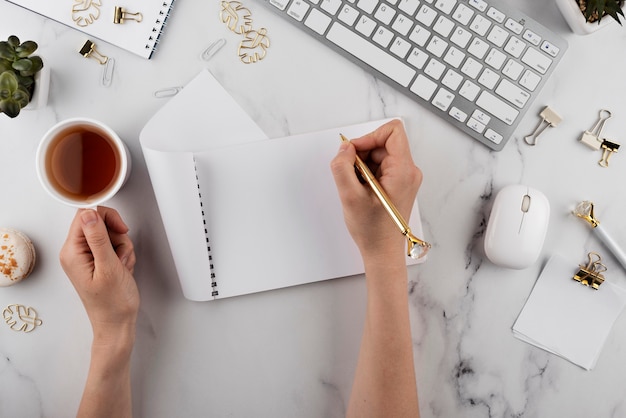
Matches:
[[3, 304, 43, 333]]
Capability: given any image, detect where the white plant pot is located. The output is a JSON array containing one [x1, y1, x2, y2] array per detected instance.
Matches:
[[555, 0, 619, 34], [24, 63, 50, 110]]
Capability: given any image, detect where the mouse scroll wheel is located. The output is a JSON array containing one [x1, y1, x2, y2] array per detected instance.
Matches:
[[521, 195, 531, 213]]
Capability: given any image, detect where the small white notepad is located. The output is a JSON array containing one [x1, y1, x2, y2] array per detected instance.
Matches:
[[140, 70, 426, 301], [6, 0, 176, 59], [513, 254, 626, 370]]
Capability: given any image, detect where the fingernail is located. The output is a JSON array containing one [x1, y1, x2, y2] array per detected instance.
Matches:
[[81, 210, 98, 226], [338, 142, 350, 152]]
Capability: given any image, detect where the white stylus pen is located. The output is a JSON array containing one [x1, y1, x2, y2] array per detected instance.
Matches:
[[574, 201, 626, 272]]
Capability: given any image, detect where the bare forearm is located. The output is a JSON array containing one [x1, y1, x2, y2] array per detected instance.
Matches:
[[348, 256, 420, 418], [77, 328, 134, 418]]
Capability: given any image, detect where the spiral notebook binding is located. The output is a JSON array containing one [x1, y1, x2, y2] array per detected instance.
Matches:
[[145, 0, 176, 58], [194, 157, 219, 298]]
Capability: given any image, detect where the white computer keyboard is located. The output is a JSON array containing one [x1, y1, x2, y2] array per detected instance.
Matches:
[[258, 0, 568, 150]]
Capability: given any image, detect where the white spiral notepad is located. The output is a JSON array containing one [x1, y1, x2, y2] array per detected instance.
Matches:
[[5, 0, 176, 59], [140, 70, 426, 301]]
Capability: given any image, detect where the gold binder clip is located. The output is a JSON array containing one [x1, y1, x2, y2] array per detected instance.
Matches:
[[580, 109, 611, 150], [573, 252, 607, 290], [113, 6, 143, 24], [598, 139, 620, 168], [79, 40, 109, 65]]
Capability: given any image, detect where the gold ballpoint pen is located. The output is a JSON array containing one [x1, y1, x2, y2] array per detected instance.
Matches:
[[340, 134, 430, 259]]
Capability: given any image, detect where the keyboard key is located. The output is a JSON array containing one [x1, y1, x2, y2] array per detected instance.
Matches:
[[505, 18, 523, 34], [461, 57, 482, 79], [356, 15, 377, 36], [288, 0, 310, 21], [432, 88, 455, 111], [435, 0, 456, 15], [452, 3, 474, 25], [519, 69, 541, 91], [443, 46, 465, 67], [495, 78, 530, 108], [357, 0, 379, 14], [417, 5, 438, 26], [521, 47, 552, 74], [449, 106, 468, 122], [469, 15, 491, 36], [375, 3, 397, 24], [468, 0, 487, 12], [459, 79, 480, 101], [467, 118, 486, 133], [478, 68, 499, 89], [476, 91, 519, 125], [541, 40, 560, 57], [487, 26, 508, 47], [305, 9, 332, 33], [392, 14, 414, 35], [424, 58, 446, 80], [270, 0, 289, 11], [398, 0, 420, 15], [426, 36, 448, 57], [441, 68, 463, 90], [410, 74, 438, 100], [502, 58, 523, 80], [471, 109, 491, 124], [327, 22, 417, 86], [486, 6, 505, 23], [408, 47, 429, 69], [321, 0, 343, 14], [450, 27, 472, 48], [484, 128, 503, 144], [409, 25, 431, 46], [523, 29, 541, 46], [373, 26, 396, 48], [504, 36, 526, 58], [485, 48, 506, 70], [390, 36, 412, 58], [434, 16, 455, 37], [468, 37, 489, 59], [338, 5, 360, 25]]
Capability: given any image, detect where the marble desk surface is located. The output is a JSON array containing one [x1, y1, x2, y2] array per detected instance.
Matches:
[[2, 0, 626, 417]]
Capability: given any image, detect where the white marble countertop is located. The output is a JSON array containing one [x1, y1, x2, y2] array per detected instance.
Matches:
[[2, 0, 626, 417]]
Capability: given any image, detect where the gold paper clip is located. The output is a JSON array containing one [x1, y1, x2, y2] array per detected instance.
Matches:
[[573, 252, 607, 290], [599, 139, 620, 168], [3, 304, 43, 333], [79, 40, 108, 65], [524, 106, 562, 146], [113, 6, 143, 24]]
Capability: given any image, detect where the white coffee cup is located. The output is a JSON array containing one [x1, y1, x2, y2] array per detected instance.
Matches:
[[36, 118, 131, 208]]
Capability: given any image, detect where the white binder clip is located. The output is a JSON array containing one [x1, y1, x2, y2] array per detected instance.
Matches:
[[580, 109, 612, 150], [524, 106, 562, 146]]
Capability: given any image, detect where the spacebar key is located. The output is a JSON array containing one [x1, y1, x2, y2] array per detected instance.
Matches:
[[326, 23, 416, 87]]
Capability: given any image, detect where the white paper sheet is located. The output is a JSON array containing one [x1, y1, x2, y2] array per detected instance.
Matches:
[[513, 254, 626, 370]]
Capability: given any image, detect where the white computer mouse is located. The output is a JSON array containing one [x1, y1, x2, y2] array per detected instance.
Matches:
[[484, 184, 550, 270]]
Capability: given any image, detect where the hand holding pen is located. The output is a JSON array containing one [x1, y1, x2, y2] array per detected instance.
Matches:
[[330, 120, 430, 260]]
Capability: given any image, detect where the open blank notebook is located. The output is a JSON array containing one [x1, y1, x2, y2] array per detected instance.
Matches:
[[5, 0, 175, 59], [140, 70, 426, 301]]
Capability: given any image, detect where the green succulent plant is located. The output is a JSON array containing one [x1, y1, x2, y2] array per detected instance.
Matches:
[[0, 35, 44, 118], [578, 0, 625, 24]]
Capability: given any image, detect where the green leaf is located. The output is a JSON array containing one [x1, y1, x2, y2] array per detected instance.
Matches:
[[7, 36, 20, 48], [0, 89, 10, 100], [0, 60, 12, 73], [13, 87, 30, 107], [0, 99, 21, 118], [16, 41, 38, 57], [0, 71, 18, 92], [12, 58, 32, 72], [0, 42, 15, 60], [17, 74, 34, 89]]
